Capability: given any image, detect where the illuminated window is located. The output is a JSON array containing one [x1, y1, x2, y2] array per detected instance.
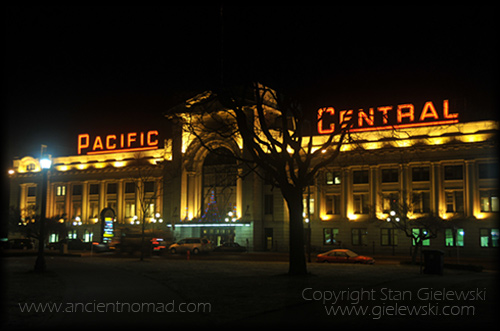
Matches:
[[381, 228, 398, 246], [326, 171, 341, 185], [56, 185, 66, 196], [412, 228, 430, 246], [125, 201, 136, 218], [480, 229, 499, 248], [480, 190, 499, 212], [445, 228, 464, 247], [323, 228, 339, 245], [303, 196, 315, 215], [351, 228, 367, 246]]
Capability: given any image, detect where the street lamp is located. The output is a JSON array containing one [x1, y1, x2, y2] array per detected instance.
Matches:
[[34, 156, 51, 272]]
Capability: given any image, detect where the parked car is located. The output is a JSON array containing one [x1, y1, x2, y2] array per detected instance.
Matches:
[[8, 238, 35, 250], [169, 237, 213, 254], [214, 242, 247, 253], [316, 249, 375, 264], [47, 238, 91, 251]]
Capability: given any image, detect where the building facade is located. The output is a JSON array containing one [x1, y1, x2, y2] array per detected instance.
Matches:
[[7, 92, 499, 258]]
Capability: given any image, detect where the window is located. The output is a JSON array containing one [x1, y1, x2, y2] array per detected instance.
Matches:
[[89, 201, 99, 218], [444, 165, 463, 180], [478, 163, 498, 179], [412, 191, 430, 213], [303, 196, 315, 216], [412, 166, 430, 182], [353, 170, 369, 184], [26, 163, 36, 171], [125, 201, 136, 218], [27, 186, 36, 197], [381, 228, 398, 246], [144, 181, 155, 193], [445, 228, 464, 247], [56, 185, 66, 196], [107, 183, 117, 194], [351, 228, 368, 246], [353, 193, 369, 214], [480, 229, 499, 248], [323, 228, 339, 245], [325, 194, 340, 215], [72, 184, 82, 196], [326, 171, 341, 185], [412, 228, 430, 246], [125, 182, 135, 194], [445, 191, 464, 213], [381, 168, 398, 183], [264, 194, 274, 215], [382, 193, 399, 214], [89, 184, 99, 195], [480, 190, 499, 212]]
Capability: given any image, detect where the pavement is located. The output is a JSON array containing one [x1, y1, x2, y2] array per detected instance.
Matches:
[[2, 252, 499, 329]]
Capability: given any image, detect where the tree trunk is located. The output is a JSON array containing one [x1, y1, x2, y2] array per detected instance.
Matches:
[[284, 188, 308, 275]]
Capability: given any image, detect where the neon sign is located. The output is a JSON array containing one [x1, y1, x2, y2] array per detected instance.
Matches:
[[317, 99, 458, 134], [78, 130, 159, 155]]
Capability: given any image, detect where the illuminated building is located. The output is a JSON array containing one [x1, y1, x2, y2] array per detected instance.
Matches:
[[7, 93, 499, 257]]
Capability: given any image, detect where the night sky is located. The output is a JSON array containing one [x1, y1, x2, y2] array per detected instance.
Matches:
[[3, 6, 498, 163]]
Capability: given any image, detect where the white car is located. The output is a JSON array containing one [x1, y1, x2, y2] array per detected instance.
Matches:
[[169, 237, 213, 254]]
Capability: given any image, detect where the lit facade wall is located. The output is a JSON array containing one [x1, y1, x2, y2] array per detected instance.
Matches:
[[7, 106, 498, 257]]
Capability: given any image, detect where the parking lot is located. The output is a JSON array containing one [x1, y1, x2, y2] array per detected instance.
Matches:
[[3, 251, 498, 328]]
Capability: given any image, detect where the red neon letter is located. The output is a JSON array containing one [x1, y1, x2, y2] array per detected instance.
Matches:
[[93, 136, 104, 151], [420, 101, 439, 121], [442, 99, 458, 119], [317, 107, 335, 134], [106, 135, 117, 150], [397, 104, 415, 123], [377, 106, 392, 124], [147, 130, 159, 146], [127, 132, 137, 147], [358, 108, 374, 127], [339, 110, 353, 129], [78, 134, 89, 155]]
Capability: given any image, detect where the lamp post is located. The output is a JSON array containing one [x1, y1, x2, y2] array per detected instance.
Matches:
[[34, 157, 52, 272]]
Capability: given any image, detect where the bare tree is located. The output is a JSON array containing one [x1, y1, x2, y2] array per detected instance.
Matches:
[[129, 154, 165, 261], [171, 83, 354, 275], [381, 192, 448, 265]]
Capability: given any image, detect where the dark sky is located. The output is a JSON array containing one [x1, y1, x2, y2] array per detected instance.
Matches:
[[3, 6, 498, 162]]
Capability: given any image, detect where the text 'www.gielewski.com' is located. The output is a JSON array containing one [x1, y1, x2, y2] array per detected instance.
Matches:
[[302, 287, 486, 320]]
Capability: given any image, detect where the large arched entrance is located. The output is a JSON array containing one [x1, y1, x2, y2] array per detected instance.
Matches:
[[201, 147, 238, 245]]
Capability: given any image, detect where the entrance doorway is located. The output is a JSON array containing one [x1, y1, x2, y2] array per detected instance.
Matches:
[[202, 227, 235, 246]]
